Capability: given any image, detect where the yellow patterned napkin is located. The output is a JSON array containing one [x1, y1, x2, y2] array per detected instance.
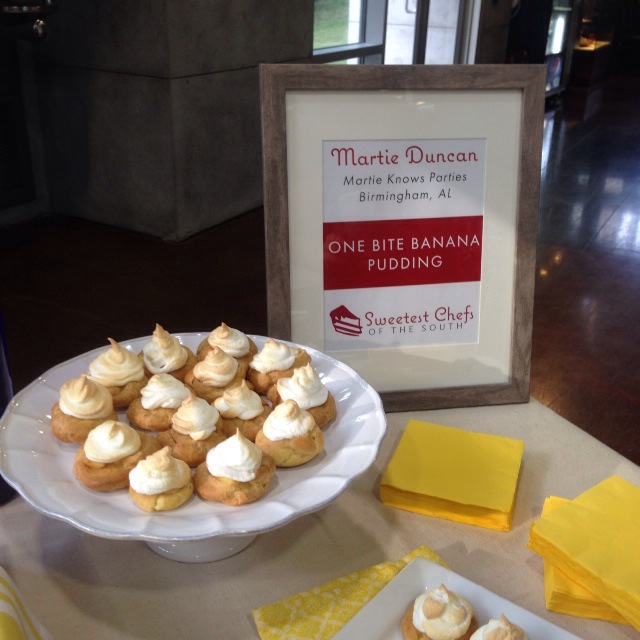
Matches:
[[528, 476, 640, 631], [379, 420, 524, 531], [540, 496, 628, 624], [252, 545, 446, 640], [0, 567, 51, 640]]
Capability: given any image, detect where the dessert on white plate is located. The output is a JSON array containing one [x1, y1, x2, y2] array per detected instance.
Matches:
[[157, 394, 225, 468], [140, 324, 197, 382], [87, 338, 148, 409], [51, 374, 117, 444], [0, 332, 387, 561], [73, 420, 161, 491], [127, 373, 191, 432], [255, 399, 324, 468], [193, 430, 276, 506], [129, 446, 194, 512]]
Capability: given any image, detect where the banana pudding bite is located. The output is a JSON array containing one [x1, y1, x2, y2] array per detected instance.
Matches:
[[470, 615, 526, 640], [213, 380, 273, 441], [87, 338, 148, 409], [196, 323, 258, 366], [401, 585, 478, 640], [127, 373, 191, 432], [128, 446, 194, 512], [51, 375, 118, 444], [255, 399, 324, 468], [184, 346, 248, 403], [73, 420, 161, 491], [157, 394, 226, 468], [247, 338, 311, 395], [268, 363, 336, 429], [139, 324, 197, 382], [193, 430, 276, 506]]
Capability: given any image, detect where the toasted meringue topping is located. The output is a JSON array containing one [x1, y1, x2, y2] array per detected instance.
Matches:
[[470, 615, 526, 640], [128, 446, 191, 495], [140, 373, 190, 410], [59, 375, 114, 419], [261, 399, 315, 441], [213, 380, 264, 420], [205, 430, 262, 482], [142, 324, 188, 374], [276, 363, 328, 409], [87, 338, 145, 387], [171, 394, 219, 441], [84, 420, 141, 463], [206, 323, 251, 358], [249, 338, 300, 374], [192, 347, 238, 387], [413, 585, 474, 640]]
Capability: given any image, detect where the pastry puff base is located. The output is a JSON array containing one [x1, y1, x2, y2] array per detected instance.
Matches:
[[196, 337, 258, 367], [255, 424, 324, 468], [138, 348, 198, 383], [400, 605, 478, 640], [247, 350, 312, 395], [72, 432, 162, 491], [156, 428, 226, 468], [129, 479, 194, 512], [184, 361, 249, 403], [266, 389, 337, 430], [193, 453, 276, 506], [126, 397, 177, 432], [50, 403, 118, 444], [217, 402, 273, 442], [105, 376, 149, 410]]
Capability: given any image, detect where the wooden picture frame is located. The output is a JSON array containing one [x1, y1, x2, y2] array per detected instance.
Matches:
[[260, 63, 545, 412]]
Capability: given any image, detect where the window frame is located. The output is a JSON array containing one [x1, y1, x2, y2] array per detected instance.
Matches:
[[312, 0, 388, 64]]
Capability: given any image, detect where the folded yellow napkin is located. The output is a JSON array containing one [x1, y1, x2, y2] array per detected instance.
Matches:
[[540, 496, 628, 624], [528, 476, 640, 631], [0, 567, 51, 640], [379, 420, 524, 531], [252, 545, 446, 640]]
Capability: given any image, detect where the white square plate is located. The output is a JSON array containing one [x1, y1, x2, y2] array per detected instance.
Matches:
[[332, 557, 582, 640]]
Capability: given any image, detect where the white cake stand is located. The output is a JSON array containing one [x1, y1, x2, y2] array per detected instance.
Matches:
[[0, 334, 387, 562]]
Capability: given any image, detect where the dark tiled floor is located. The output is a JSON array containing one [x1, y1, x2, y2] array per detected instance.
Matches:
[[1, 67, 639, 466], [531, 67, 640, 465]]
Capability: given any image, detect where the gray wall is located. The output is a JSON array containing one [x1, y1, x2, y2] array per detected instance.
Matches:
[[8, 0, 513, 240], [30, 0, 314, 240]]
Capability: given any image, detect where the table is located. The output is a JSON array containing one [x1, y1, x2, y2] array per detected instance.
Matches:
[[0, 398, 638, 639]]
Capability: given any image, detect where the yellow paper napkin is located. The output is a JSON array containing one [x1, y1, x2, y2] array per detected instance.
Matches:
[[528, 476, 640, 631], [379, 420, 524, 531], [540, 496, 628, 624], [252, 545, 446, 640], [0, 567, 51, 640]]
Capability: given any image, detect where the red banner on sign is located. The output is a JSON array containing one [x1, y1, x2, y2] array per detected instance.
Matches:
[[323, 216, 483, 291]]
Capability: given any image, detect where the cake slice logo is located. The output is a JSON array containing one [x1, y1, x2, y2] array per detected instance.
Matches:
[[330, 305, 362, 336]]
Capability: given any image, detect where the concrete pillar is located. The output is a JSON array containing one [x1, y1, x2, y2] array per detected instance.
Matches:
[[34, 1, 314, 240]]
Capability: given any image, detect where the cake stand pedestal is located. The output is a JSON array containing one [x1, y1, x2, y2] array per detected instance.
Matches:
[[146, 534, 257, 563]]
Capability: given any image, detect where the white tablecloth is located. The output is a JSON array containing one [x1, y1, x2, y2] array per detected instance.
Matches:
[[0, 398, 638, 639]]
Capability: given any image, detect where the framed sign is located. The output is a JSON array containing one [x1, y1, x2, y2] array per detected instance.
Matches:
[[260, 64, 545, 412]]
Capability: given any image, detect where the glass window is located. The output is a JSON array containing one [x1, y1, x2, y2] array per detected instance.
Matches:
[[313, 0, 386, 64], [385, 0, 481, 65], [313, 0, 361, 49]]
